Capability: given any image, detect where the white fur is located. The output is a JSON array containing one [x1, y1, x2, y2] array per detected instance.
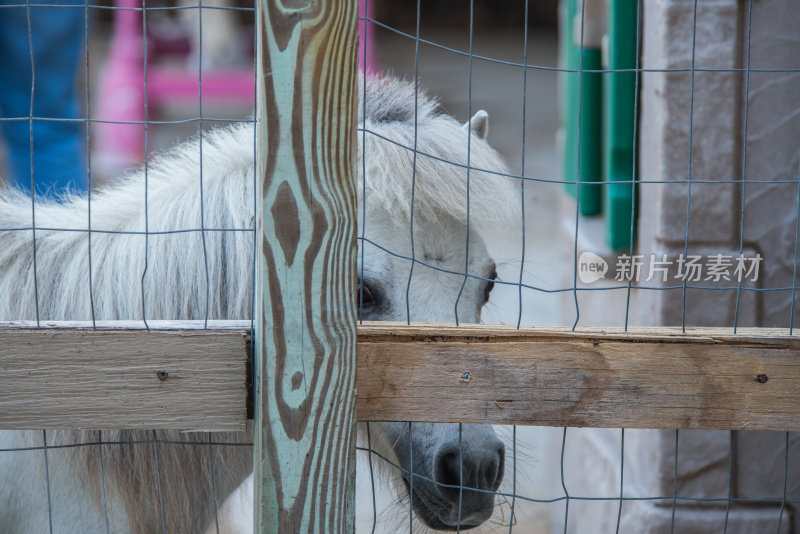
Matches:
[[0, 74, 520, 533]]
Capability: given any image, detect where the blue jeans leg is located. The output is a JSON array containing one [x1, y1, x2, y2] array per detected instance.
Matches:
[[0, 0, 87, 197]]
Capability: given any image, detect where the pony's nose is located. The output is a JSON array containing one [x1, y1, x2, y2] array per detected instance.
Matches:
[[433, 439, 505, 502]]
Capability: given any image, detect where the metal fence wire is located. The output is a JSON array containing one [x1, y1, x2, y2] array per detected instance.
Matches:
[[0, 0, 799, 532]]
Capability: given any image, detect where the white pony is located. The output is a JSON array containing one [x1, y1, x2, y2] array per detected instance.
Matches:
[[0, 74, 520, 533]]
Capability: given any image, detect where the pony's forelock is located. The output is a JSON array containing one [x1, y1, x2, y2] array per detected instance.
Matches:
[[359, 74, 521, 238]]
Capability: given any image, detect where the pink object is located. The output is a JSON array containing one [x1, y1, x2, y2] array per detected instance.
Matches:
[[358, 0, 378, 74], [95, 0, 255, 175], [146, 67, 255, 103], [94, 0, 147, 175], [96, 0, 376, 176]]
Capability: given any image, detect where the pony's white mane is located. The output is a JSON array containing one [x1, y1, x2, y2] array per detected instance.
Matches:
[[0, 122, 256, 321], [0, 73, 519, 323], [360, 75, 519, 236]]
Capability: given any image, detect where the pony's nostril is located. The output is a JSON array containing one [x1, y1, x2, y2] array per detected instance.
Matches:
[[435, 451, 462, 491], [473, 447, 503, 492], [434, 442, 505, 502], [482, 445, 505, 491]]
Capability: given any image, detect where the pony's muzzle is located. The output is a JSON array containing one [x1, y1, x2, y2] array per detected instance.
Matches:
[[431, 437, 505, 528]]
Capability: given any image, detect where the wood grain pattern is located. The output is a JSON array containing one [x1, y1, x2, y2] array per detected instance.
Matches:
[[0, 326, 248, 430], [356, 324, 800, 430], [254, 0, 358, 532], [2, 322, 799, 432]]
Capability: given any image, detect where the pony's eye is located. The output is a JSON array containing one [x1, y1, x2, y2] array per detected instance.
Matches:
[[483, 270, 497, 303], [357, 281, 376, 309]]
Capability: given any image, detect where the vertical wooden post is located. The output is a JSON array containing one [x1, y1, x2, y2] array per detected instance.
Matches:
[[254, 0, 358, 531]]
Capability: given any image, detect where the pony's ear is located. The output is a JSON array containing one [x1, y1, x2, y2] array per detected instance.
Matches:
[[461, 110, 489, 139]]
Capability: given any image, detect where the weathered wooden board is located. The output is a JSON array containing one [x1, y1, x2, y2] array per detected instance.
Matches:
[[254, 0, 358, 531], [356, 324, 800, 430], [1, 322, 800, 432], [0, 324, 249, 430]]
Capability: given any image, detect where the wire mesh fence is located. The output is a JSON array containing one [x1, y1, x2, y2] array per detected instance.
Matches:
[[352, 1, 800, 532], [0, 1, 258, 532], [1, 0, 800, 532]]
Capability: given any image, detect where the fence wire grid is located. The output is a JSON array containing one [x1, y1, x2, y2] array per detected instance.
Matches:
[[0, 0, 799, 533]]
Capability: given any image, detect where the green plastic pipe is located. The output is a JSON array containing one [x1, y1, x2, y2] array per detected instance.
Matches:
[[603, 0, 638, 252]]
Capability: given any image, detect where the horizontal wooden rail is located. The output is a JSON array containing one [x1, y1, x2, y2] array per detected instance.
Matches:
[[1, 321, 799, 431], [0, 321, 251, 431]]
